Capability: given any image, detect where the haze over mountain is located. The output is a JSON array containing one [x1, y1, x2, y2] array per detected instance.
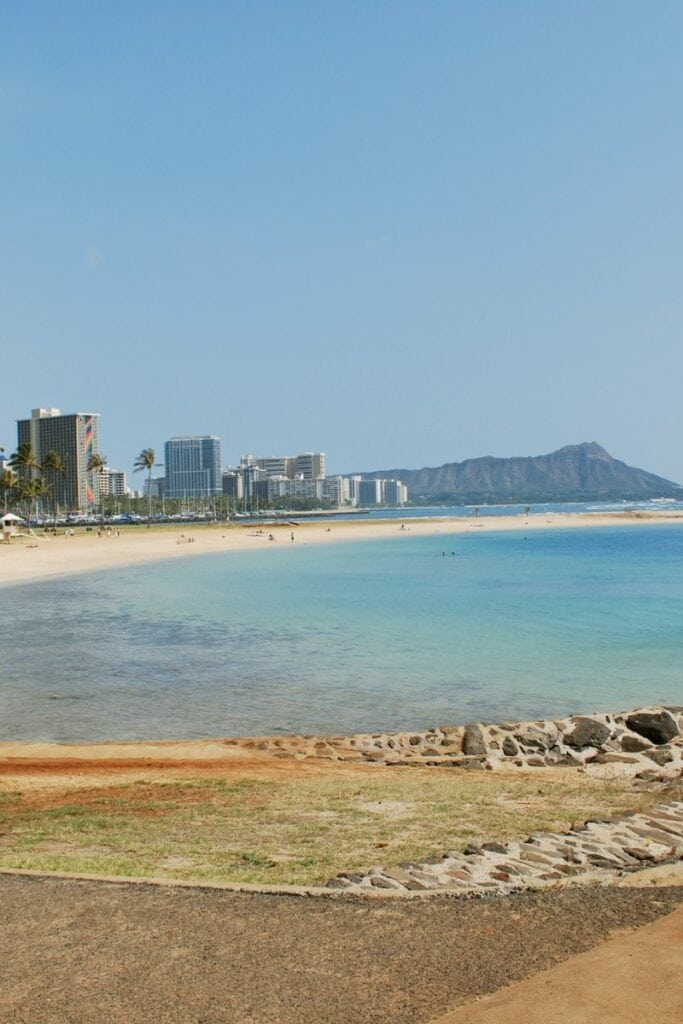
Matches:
[[357, 443, 682, 504]]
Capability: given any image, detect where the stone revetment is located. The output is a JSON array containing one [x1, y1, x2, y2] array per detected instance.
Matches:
[[239, 705, 683, 778], [228, 705, 683, 896]]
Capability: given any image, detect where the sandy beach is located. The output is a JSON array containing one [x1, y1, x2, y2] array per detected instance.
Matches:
[[1, 509, 681, 588]]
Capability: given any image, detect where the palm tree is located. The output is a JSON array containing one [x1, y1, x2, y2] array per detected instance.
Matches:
[[9, 444, 42, 526], [1, 467, 18, 511], [87, 453, 108, 522], [17, 477, 48, 528], [42, 450, 67, 523], [134, 448, 158, 520], [9, 442, 41, 485]]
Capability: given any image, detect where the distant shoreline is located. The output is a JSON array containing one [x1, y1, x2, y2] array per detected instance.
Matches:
[[1, 509, 681, 589]]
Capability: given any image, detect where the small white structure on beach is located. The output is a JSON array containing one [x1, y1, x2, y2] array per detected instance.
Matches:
[[1, 512, 24, 541]]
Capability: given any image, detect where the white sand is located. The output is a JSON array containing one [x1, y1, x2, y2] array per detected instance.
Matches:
[[0, 510, 680, 589]]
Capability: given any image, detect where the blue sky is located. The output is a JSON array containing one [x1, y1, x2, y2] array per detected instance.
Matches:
[[2, 1, 682, 483]]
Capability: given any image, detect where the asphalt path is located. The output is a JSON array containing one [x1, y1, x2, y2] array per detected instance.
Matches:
[[0, 875, 680, 1024]]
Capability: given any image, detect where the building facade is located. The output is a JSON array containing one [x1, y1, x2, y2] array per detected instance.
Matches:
[[357, 478, 383, 506], [293, 452, 325, 480], [381, 479, 408, 506], [164, 436, 222, 498], [355, 477, 408, 507], [322, 475, 351, 506], [266, 477, 325, 502], [17, 407, 101, 510], [240, 452, 326, 480], [99, 468, 128, 497], [143, 477, 166, 500], [222, 470, 244, 502]]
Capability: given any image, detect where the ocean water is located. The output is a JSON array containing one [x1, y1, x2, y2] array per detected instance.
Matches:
[[2, 524, 682, 742], [318, 498, 683, 521]]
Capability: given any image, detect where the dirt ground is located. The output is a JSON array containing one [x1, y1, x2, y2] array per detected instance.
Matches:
[[0, 873, 680, 1024]]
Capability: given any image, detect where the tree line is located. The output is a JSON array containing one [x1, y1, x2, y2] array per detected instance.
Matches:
[[1, 444, 157, 522]]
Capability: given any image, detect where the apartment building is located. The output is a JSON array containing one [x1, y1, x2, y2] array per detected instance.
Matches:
[[17, 407, 101, 510], [164, 436, 222, 498]]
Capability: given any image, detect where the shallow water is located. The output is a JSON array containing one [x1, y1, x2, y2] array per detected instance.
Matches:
[[2, 524, 682, 741]]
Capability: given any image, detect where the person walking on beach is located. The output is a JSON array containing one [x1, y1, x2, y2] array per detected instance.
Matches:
[[290, 532, 294, 543]]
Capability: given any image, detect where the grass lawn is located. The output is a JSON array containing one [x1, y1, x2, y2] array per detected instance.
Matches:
[[0, 764, 671, 886]]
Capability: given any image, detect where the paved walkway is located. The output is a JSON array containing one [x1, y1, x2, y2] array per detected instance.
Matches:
[[0, 874, 681, 1023], [429, 905, 683, 1024]]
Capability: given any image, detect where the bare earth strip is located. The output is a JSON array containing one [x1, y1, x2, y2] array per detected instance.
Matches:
[[1, 510, 681, 588]]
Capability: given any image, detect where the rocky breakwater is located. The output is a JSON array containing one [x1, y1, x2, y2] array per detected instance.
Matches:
[[249, 706, 683, 780], [326, 800, 683, 894]]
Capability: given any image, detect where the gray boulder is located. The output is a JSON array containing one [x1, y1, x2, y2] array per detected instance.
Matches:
[[462, 724, 488, 756], [563, 717, 611, 749], [513, 724, 557, 751], [502, 736, 519, 757], [621, 733, 652, 753], [625, 710, 678, 746], [644, 747, 673, 766]]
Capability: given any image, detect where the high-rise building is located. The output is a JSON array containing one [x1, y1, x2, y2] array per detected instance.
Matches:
[[99, 468, 128, 497], [250, 455, 293, 478], [358, 478, 383, 506], [222, 470, 244, 502], [266, 477, 325, 502], [323, 475, 350, 506], [295, 452, 325, 480], [355, 477, 408, 506], [143, 477, 165, 500], [347, 475, 362, 506], [381, 479, 408, 506], [240, 452, 326, 480], [17, 407, 100, 510], [164, 436, 222, 498]]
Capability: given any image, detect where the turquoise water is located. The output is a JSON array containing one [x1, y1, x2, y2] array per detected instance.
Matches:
[[2, 524, 682, 742]]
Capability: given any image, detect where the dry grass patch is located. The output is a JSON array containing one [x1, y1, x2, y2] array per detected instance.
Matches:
[[0, 766, 671, 886]]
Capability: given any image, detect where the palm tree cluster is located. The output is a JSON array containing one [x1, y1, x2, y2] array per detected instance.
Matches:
[[2, 444, 163, 523], [2, 443, 67, 525]]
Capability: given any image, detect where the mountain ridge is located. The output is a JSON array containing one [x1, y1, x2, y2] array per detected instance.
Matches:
[[352, 443, 682, 504]]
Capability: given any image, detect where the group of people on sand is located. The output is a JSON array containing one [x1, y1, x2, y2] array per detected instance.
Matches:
[[250, 529, 295, 542]]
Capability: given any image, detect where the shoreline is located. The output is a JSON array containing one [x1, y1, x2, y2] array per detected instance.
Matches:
[[1, 706, 680, 896], [0, 710, 680, 898], [1, 703, 681, 773], [1, 508, 681, 589]]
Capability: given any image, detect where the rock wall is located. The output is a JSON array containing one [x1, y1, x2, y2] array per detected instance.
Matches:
[[240, 706, 683, 779], [327, 799, 683, 894]]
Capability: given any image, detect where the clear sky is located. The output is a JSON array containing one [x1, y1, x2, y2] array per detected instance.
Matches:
[[2, 1, 682, 483]]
